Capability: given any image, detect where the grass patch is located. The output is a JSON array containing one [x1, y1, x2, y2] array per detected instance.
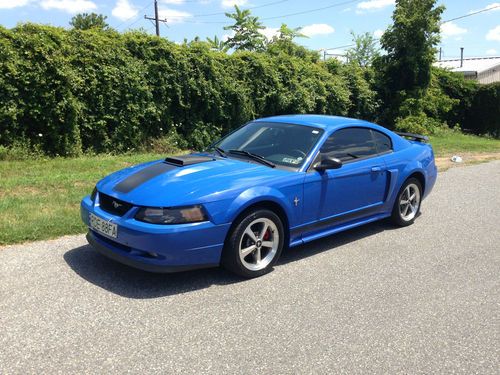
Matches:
[[0, 153, 165, 245], [430, 131, 500, 156]]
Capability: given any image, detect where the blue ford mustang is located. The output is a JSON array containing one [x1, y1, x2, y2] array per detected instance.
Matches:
[[81, 115, 437, 278]]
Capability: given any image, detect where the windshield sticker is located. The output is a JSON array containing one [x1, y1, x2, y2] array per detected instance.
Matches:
[[312, 130, 319, 134], [282, 157, 300, 165]]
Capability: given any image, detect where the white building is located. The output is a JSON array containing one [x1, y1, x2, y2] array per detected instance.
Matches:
[[435, 56, 500, 84]]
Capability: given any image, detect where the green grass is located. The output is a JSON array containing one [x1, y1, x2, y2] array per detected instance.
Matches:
[[1, 132, 500, 246], [0, 153, 164, 245], [430, 132, 500, 156]]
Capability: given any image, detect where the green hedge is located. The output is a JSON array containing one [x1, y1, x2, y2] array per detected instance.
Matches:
[[1, 24, 498, 158], [0, 24, 357, 156], [434, 68, 500, 138], [464, 82, 500, 138]]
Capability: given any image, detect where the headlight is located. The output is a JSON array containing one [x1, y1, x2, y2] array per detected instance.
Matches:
[[90, 186, 97, 202], [135, 205, 208, 224]]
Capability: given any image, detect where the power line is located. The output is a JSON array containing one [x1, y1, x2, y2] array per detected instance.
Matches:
[[165, 0, 362, 23], [115, 1, 153, 30], [161, 0, 292, 19], [323, 3, 500, 52], [193, 0, 292, 17], [441, 4, 500, 24], [261, 0, 361, 20]]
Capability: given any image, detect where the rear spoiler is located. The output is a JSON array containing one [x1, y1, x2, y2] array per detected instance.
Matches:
[[395, 132, 429, 143]]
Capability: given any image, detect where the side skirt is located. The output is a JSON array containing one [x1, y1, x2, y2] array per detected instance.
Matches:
[[289, 213, 391, 247]]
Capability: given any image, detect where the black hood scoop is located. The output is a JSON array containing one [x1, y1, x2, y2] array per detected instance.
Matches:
[[165, 155, 215, 166], [113, 154, 215, 194]]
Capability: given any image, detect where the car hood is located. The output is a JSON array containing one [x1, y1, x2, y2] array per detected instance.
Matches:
[[97, 155, 293, 207]]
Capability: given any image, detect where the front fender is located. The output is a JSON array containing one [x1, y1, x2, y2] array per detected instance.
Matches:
[[203, 185, 299, 228], [226, 186, 296, 224]]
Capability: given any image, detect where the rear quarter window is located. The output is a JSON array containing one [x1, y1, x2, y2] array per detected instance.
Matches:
[[371, 130, 392, 154]]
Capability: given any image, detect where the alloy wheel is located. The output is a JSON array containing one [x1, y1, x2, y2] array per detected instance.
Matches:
[[238, 218, 279, 271], [399, 183, 421, 221]]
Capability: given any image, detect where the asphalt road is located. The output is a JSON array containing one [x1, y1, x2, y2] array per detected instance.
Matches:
[[1, 161, 499, 374]]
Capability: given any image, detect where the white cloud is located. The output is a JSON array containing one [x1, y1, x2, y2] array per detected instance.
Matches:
[[486, 48, 498, 55], [486, 25, 500, 41], [260, 27, 279, 41], [301, 23, 335, 37], [440, 22, 467, 39], [162, 0, 185, 4], [112, 0, 137, 21], [0, 0, 30, 9], [40, 0, 97, 13], [158, 8, 192, 24], [221, 0, 247, 8], [357, 0, 394, 11], [373, 29, 384, 38], [470, 2, 500, 14]]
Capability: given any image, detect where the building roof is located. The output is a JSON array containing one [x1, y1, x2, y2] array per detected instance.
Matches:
[[435, 56, 500, 74]]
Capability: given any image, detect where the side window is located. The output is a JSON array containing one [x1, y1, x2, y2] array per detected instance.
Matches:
[[372, 130, 392, 154], [320, 128, 378, 162]]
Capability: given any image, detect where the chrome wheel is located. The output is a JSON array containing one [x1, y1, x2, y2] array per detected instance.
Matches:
[[239, 218, 279, 271], [399, 183, 421, 221]]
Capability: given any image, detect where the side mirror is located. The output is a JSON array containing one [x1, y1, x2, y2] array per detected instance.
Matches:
[[314, 155, 342, 171]]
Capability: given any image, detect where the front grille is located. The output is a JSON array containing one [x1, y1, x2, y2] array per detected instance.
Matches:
[[99, 193, 133, 216]]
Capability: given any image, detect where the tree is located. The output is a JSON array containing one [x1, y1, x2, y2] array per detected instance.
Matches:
[[70, 13, 109, 31], [374, 0, 444, 125], [206, 35, 229, 53], [265, 23, 318, 61], [223, 5, 266, 51], [272, 23, 306, 42], [346, 31, 379, 67]]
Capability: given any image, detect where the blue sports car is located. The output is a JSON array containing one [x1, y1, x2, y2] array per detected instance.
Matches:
[[81, 115, 437, 278]]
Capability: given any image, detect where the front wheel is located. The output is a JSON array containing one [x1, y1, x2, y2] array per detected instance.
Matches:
[[221, 208, 284, 278], [391, 178, 422, 227]]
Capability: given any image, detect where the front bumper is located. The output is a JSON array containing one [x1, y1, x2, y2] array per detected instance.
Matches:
[[81, 196, 231, 273]]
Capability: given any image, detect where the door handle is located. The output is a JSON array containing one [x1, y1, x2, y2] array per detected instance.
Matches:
[[371, 166, 383, 172]]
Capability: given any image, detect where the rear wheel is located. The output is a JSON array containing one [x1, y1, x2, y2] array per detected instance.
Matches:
[[391, 178, 422, 227], [222, 208, 284, 278]]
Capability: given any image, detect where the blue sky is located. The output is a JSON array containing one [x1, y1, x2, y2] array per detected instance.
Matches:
[[1, 0, 499, 58]]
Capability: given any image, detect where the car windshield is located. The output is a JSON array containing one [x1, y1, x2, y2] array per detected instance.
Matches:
[[212, 122, 323, 169]]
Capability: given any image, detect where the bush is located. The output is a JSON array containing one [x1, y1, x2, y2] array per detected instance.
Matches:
[[395, 113, 444, 136], [464, 82, 500, 138], [0, 25, 352, 157]]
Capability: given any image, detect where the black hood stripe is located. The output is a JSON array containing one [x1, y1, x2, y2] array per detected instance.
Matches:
[[114, 162, 177, 194]]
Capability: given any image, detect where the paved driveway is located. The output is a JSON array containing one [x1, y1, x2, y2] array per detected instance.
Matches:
[[1, 161, 499, 374]]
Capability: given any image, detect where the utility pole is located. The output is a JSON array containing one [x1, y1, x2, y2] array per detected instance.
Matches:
[[145, 0, 167, 37]]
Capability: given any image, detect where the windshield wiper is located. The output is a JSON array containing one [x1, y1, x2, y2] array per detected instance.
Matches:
[[213, 146, 227, 158], [228, 149, 276, 168]]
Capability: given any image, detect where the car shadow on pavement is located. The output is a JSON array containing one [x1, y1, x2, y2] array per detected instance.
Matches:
[[64, 245, 241, 299], [64, 219, 400, 299], [278, 219, 398, 266]]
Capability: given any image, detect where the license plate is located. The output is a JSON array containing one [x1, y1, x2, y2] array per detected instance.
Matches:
[[89, 213, 118, 238]]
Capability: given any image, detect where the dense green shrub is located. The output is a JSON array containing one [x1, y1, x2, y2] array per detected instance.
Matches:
[[464, 82, 500, 138], [395, 113, 444, 136], [0, 25, 352, 156]]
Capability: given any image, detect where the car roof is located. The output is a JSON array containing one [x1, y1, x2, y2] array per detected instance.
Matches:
[[254, 114, 375, 132]]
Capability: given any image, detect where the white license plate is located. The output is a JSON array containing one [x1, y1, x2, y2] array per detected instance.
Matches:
[[89, 213, 118, 238]]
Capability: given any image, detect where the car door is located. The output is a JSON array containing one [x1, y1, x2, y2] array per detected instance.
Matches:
[[301, 127, 391, 235]]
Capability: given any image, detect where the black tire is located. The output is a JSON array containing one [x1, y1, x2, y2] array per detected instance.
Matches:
[[391, 177, 423, 227], [221, 208, 285, 278]]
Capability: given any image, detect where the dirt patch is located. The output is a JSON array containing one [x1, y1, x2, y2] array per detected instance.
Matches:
[[435, 152, 500, 171]]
